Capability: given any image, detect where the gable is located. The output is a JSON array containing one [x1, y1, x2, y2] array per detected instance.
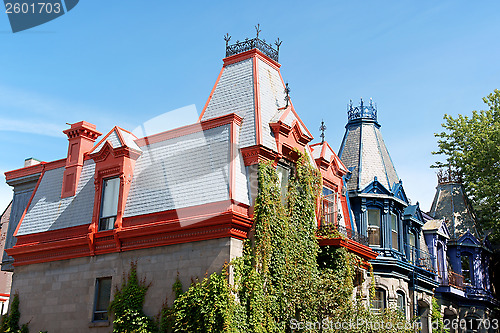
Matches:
[[360, 178, 391, 195]]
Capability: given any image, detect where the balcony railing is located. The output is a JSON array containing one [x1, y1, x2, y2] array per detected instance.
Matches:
[[440, 270, 464, 290], [318, 222, 369, 246], [405, 244, 435, 272]]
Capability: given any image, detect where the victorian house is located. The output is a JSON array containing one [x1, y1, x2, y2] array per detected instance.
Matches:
[[338, 100, 438, 331], [428, 170, 498, 331], [2, 37, 376, 332]]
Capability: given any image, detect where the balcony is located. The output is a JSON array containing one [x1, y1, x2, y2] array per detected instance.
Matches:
[[405, 244, 435, 272], [440, 270, 464, 290], [318, 221, 369, 247]]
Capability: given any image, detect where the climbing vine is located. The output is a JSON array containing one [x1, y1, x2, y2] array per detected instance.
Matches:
[[113, 149, 416, 332], [109, 262, 157, 333], [0, 293, 29, 333]]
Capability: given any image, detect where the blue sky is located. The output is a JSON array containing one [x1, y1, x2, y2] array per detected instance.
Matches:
[[1, 1, 499, 212]]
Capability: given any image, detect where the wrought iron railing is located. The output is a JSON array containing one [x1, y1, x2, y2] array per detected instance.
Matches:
[[405, 244, 435, 272], [440, 270, 464, 289], [226, 37, 279, 62], [318, 222, 369, 246], [347, 98, 377, 122]]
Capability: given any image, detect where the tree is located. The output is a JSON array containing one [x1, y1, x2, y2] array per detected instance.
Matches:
[[433, 89, 500, 242]]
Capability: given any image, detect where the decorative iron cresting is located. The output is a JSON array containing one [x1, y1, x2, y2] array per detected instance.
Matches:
[[347, 98, 378, 122], [225, 26, 281, 62]]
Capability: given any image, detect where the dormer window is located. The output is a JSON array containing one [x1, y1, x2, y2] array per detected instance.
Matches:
[[99, 177, 120, 231]]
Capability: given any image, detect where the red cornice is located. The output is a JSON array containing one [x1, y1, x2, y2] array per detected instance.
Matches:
[[136, 113, 243, 147], [5, 159, 66, 181], [223, 49, 281, 69], [7, 200, 252, 266], [240, 145, 277, 166]]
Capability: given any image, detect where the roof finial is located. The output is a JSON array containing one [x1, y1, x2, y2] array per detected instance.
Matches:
[[255, 24, 261, 38], [274, 37, 282, 52], [320, 120, 327, 144], [284, 82, 291, 108], [224, 33, 231, 47], [360, 97, 364, 108]]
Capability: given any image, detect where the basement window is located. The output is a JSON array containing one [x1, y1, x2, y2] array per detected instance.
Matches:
[[99, 177, 120, 231], [93, 277, 112, 321]]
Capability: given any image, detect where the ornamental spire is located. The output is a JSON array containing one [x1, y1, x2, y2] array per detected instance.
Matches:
[[320, 120, 327, 144]]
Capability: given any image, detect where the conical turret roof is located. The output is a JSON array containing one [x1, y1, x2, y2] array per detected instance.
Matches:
[[338, 99, 400, 193]]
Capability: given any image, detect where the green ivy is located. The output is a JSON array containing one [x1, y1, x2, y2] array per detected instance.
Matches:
[[114, 149, 417, 332], [109, 262, 157, 333], [0, 293, 29, 333]]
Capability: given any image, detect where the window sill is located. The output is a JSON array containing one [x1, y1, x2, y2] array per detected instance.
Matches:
[[89, 321, 110, 328]]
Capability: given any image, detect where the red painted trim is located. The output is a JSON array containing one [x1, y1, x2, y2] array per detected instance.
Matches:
[[198, 67, 225, 122], [88, 127, 117, 155], [223, 49, 281, 69], [240, 145, 277, 166], [0, 293, 10, 298], [7, 200, 253, 266], [136, 113, 243, 147], [318, 237, 378, 262], [13, 166, 46, 237], [5, 158, 66, 181], [253, 56, 262, 146], [229, 122, 236, 200]]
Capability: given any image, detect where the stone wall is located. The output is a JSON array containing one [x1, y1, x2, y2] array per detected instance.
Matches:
[[10, 237, 242, 333]]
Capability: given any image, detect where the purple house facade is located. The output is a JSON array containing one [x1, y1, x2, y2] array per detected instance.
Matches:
[[427, 171, 498, 332]]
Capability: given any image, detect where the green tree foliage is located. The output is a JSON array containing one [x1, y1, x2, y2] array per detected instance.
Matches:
[[0, 293, 29, 333], [433, 89, 500, 241], [109, 262, 157, 333]]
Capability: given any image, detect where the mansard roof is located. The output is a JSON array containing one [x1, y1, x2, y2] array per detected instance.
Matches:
[[429, 180, 479, 239], [16, 115, 249, 236], [338, 100, 401, 198], [199, 48, 312, 154]]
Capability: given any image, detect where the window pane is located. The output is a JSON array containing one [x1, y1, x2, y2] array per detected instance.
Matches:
[[368, 209, 381, 246], [371, 289, 385, 313], [94, 277, 112, 321], [391, 214, 398, 251], [368, 209, 380, 227], [462, 255, 471, 285], [101, 178, 120, 218], [276, 165, 290, 202], [397, 292, 405, 316]]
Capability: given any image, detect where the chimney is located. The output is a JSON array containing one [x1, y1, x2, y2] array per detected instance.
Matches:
[[61, 121, 101, 198], [24, 158, 42, 167]]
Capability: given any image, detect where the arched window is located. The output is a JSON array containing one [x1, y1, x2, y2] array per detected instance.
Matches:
[[371, 288, 386, 314], [367, 209, 381, 247], [391, 213, 398, 251], [396, 291, 405, 317]]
